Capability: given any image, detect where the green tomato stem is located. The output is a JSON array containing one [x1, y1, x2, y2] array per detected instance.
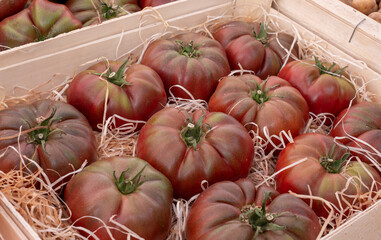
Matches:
[[176, 40, 202, 58], [92, 58, 132, 87], [253, 23, 269, 46], [320, 145, 350, 174], [180, 112, 209, 150], [313, 56, 347, 76], [240, 191, 286, 238], [28, 108, 61, 151], [113, 164, 147, 195]]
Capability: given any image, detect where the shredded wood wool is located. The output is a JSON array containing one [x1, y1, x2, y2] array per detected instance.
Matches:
[[0, 1, 381, 240]]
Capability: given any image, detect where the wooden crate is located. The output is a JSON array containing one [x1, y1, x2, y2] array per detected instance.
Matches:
[[0, 0, 381, 239], [273, 0, 381, 77]]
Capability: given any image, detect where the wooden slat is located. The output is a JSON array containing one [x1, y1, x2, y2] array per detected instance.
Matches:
[[273, 0, 381, 76]]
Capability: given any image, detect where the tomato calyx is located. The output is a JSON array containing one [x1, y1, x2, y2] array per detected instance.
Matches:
[[253, 23, 269, 46], [28, 108, 62, 151], [180, 112, 210, 150], [314, 56, 347, 76], [320, 145, 351, 174], [176, 40, 202, 58], [92, 58, 132, 87], [113, 164, 147, 195], [240, 191, 286, 238], [32, 25, 49, 42], [98, 0, 120, 19], [252, 79, 279, 107]]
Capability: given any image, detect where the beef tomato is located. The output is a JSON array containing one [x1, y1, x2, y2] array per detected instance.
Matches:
[[136, 107, 254, 199], [66, 0, 141, 26], [330, 101, 381, 166], [212, 20, 298, 79], [0, 0, 28, 21], [140, 32, 231, 101], [64, 156, 173, 240], [275, 133, 381, 217], [208, 74, 309, 151], [186, 179, 321, 240], [66, 59, 167, 131], [0, 99, 97, 184], [0, 0, 82, 50], [278, 57, 357, 116]]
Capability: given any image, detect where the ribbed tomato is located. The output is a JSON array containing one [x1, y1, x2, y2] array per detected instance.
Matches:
[[0, 99, 97, 184], [186, 179, 321, 240], [275, 133, 381, 217], [66, 0, 141, 26], [0, 0, 27, 21], [140, 32, 231, 101], [0, 0, 82, 50], [64, 156, 173, 240], [208, 74, 309, 152], [330, 101, 381, 167], [212, 20, 298, 79], [136, 107, 254, 199], [278, 58, 356, 116], [66, 59, 167, 131]]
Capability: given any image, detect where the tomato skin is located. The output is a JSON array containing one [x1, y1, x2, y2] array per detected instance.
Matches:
[[209, 74, 309, 150], [139, 0, 175, 8], [0, 0, 82, 50], [278, 60, 356, 116], [66, 0, 141, 26], [140, 32, 231, 101], [64, 156, 173, 240], [0, 0, 28, 21], [275, 133, 381, 217], [186, 179, 321, 240], [136, 107, 254, 199], [330, 101, 381, 166], [66, 61, 167, 131], [212, 20, 298, 79], [0, 99, 97, 184]]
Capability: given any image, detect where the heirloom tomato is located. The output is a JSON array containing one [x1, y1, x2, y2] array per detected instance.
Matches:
[[0, 0, 28, 21], [209, 74, 309, 152], [136, 107, 254, 199], [0, 0, 81, 50], [139, 0, 175, 8], [275, 133, 381, 217], [278, 57, 357, 116], [186, 179, 321, 240], [0, 100, 97, 184], [66, 59, 167, 131], [64, 156, 173, 240], [66, 0, 141, 26], [212, 20, 298, 79], [140, 32, 231, 101], [330, 101, 381, 166]]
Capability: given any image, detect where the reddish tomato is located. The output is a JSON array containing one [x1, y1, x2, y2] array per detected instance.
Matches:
[[0, 100, 97, 184], [0, 0, 28, 21], [136, 107, 254, 199], [64, 156, 173, 240], [330, 101, 381, 167], [275, 133, 381, 217], [0, 0, 82, 50], [66, 0, 141, 26], [278, 58, 357, 116], [140, 32, 231, 101], [139, 0, 175, 8], [186, 179, 321, 240], [66, 59, 167, 131], [209, 74, 309, 152], [212, 20, 298, 79]]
